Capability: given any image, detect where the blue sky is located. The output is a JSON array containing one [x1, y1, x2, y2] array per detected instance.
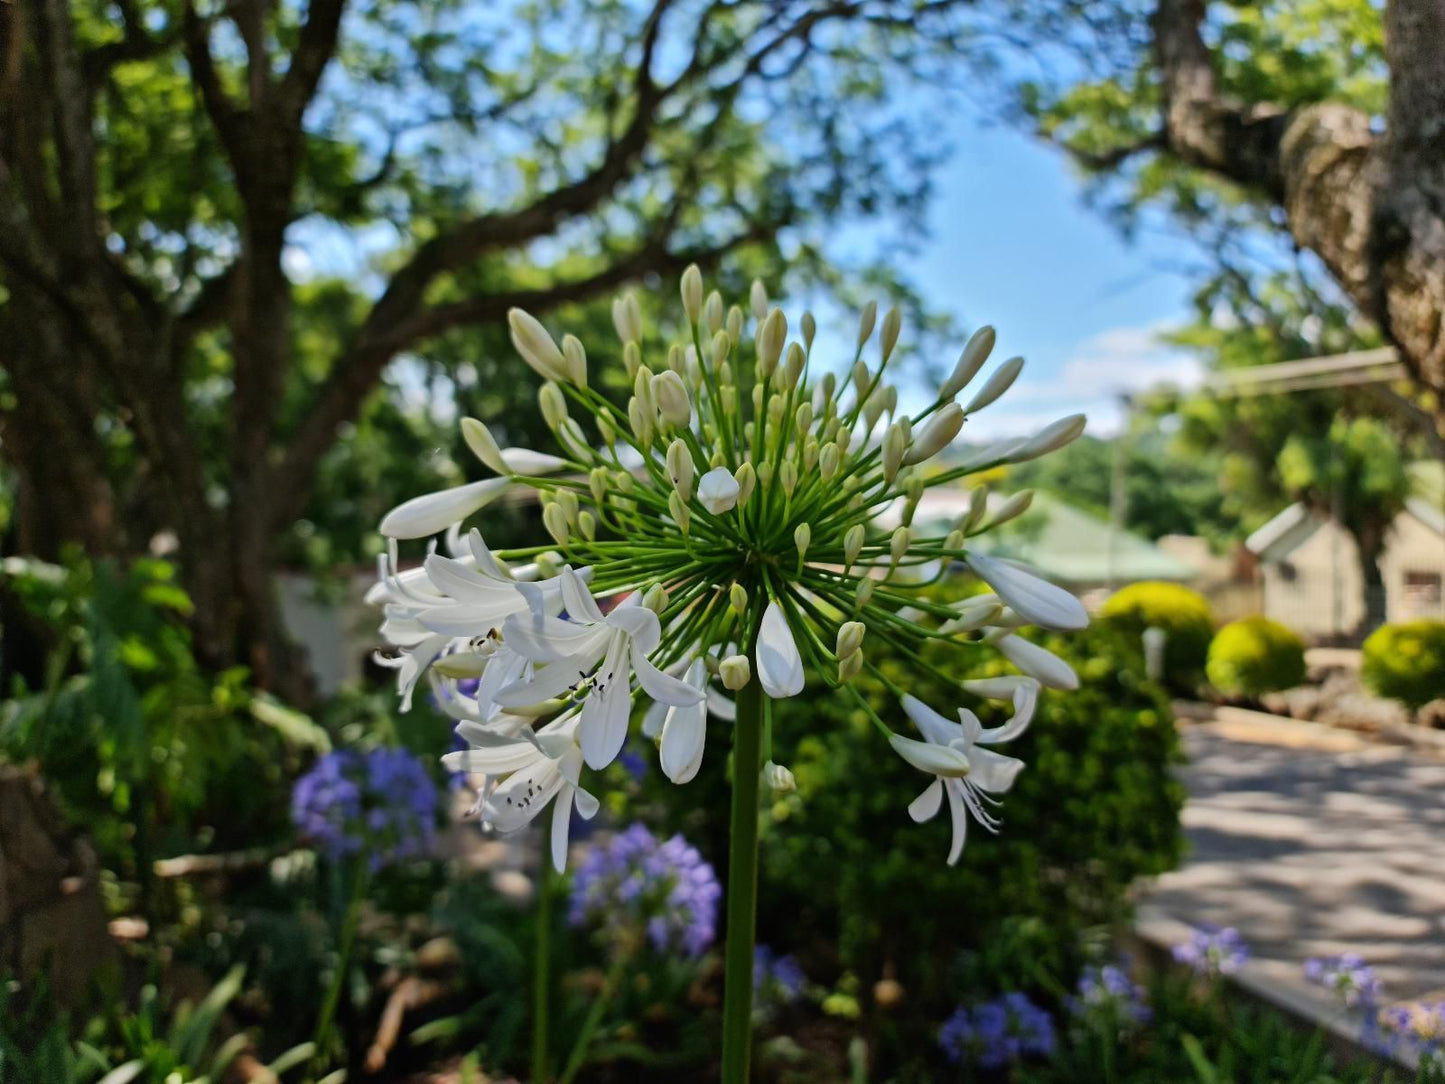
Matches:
[[858, 120, 1206, 439]]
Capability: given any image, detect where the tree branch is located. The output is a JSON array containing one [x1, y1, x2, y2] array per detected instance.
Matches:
[[276, 0, 346, 131], [182, 3, 247, 167]]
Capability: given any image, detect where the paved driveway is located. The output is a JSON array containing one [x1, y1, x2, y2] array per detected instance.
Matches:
[[1146, 718, 1445, 1002]]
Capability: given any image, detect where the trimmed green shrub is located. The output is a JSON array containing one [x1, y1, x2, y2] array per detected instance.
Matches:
[[1098, 581, 1215, 690], [627, 581, 1185, 1076], [1206, 616, 1306, 698], [1362, 619, 1445, 710]]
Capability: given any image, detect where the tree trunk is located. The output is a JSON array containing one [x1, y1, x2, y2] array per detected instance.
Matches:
[[1353, 525, 1390, 640]]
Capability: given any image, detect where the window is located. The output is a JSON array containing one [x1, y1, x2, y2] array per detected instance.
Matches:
[[1402, 570, 1443, 615]]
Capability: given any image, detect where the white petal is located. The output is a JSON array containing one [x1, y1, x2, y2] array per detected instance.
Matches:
[[641, 699, 668, 739], [888, 733, 971, 777], [965, 553, 1088, 631], [500, 448, 568, 476], [483, 757, 564, 832], [706, 687, 736, 721], [606, 604, 661, 653], [907, 778, 944, 823], [660, 699, 706, 783], [960, 676, 1038, 700], [996, 634, 1079, 690], [901, 695, 960, 747], [632, 648, 706, 707], [550, 787, 574, 872], [967, 746, 1026, 793], [945, 780, 969, 865], [697, 467, 740, 514], [441, 730, 540, 775], [493, 660, 584, 707], [757, 601, 804, 698], [379, 478, 511, 539], [573, 785, 600, 820], [580, 638, 631, 769], [975, 682, 1039, 745], [560, 566, 605, 623]]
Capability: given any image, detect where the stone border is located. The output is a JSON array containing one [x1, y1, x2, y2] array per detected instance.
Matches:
[[1173, 700, 1445, 758]]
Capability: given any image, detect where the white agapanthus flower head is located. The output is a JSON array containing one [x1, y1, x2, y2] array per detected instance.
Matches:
[[371, 268, 1087, 869]]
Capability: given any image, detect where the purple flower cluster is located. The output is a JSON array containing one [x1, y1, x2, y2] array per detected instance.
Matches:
[[754, 945, 806, 1003], [292, 748, 438, 870], [1172, 926, 1249, 977], [568, 823, 721, 957], [1305, 954, 1384, 1009], [1067, 964, 1152, 1026], [939, 993, 1056, 1068], [1375, 1001, 1445, 1065]]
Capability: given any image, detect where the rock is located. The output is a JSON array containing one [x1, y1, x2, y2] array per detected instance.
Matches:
[[1417, 699, 1445, 731], [0, 765, 117, 1005]]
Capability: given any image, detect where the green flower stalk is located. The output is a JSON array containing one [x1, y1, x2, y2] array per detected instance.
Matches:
[[369, 267, 1089, 1078]]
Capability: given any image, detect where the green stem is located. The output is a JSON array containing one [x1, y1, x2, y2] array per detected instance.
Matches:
[[533, 861, 554, 1084], [558, 952, 630, 1084], [720, 671, 766, 1083], [314, 859, 369, 1066]]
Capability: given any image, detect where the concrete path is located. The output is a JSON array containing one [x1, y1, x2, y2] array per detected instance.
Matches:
[[1144, 715, 1445, 1004]]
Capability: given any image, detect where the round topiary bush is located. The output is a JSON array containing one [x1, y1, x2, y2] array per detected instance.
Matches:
[[1361, 620, 1445, 710], [1098, 581, 1215, 689], [1206, 617, 1306, 699]]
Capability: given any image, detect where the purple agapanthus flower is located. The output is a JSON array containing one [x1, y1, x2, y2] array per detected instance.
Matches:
[[1305, 954, 1384, 1008], [940, 992, 1055, 1068], [1067, 964, 1152, 1025], [292, 747, 438, 870], [568, 823, 720, 957], [754, 944, 806, 1003], [1172, 925, 1249, 977]]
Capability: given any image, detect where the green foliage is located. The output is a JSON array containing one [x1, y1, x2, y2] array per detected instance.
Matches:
[[630, 591, 1184, 1076], [0, 556, 324, 888], [1206, 617, 1307, 698], [1100, 581, 1216, 687], [1362, 620, 1445, 710], [0, 969, 313, 1084]]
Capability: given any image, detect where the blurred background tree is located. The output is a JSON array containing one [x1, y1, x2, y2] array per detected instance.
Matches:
[[0, 0, 967, 693]]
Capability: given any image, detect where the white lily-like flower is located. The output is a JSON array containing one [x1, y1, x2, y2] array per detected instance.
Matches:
[[964, 553, 1088, 631], [697, 466, 740, 514], [756, 600, 804, 698], [496, 568, 703, 769], [411, 531, 568, 639], [895, 694, 1032, 865], [659, 658, 709, 783], [477, 712, 599, 871]]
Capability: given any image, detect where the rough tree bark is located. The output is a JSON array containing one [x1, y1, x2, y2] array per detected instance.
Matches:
[[0, 0, 828, 693], [1149, 0, 1445, 427]]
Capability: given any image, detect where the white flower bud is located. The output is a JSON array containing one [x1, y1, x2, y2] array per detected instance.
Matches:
[[783, 342, 805, 389], [667, 343, 685, 375], [681, 264, 704, 324], [883, 421, 907, 483], [749, 280, 768, 321], [543, 502, 569, 546], [1009, 414, 1087, 463], [538, 382, 568, 430], [836, 426, 852, 455], [838, 648, 865, 682], [964, 356, 1025, 414], [941, 326, 995, 400], [853, 360, 871, 397], [729, 582, 748, 615], [589, 467, 608, 504], [709, 330, 730, 373], [882, 385, 898, 417], [844, 523, 865, 570], [720, 654, 752, 690], [734, 462, 757, 506], [944, 528, 965, 551], [763, 761, 796, 792], [880, 307, 901, 362], [653, 370, 692, 428], [508, 308, 568, 381], [940, 596, 1003, 634], [461, 417, 508, 476], [596, 414, 616, 449], [623, 341, 641, 380], [558, 415, 589, 463], [890, 525, 911, 567], [767, 393, 784, 425], [756, 462, 773, 493], [432, 653, 488, 679], [727, 305, 744, 345], [903, 403, 965, 466], [779, 460, 797, 497], [669, 489, 691, 534], [698, 466, 740, 514], [857, 301, 877, 350], [718, 360, 735, 388], [561, 334, 588, 387], [667, 439, 695, 500], [612, 293, 642, 345], [757, 308, 787, 375], [643, 582, 669, 613], [863, 393, 887, 434], [578, 509, 597, 541], [836, 620, 865, 659], [855, 576, 875, 608], [557, 489, 579, 526], [803, 437, 819, 471], [685, 345, 703, 388], [987, 490, 1034, 529], [627, 396, 653, 447], [794, 522, 811, 561], [820, 443, 841, 481], [705, 290, 724, 335], [966, 485, 990, 532], [802, 311, 816, 350]]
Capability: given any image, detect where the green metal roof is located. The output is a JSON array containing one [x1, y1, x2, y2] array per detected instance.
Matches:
[[953, 493, 1198, 585]]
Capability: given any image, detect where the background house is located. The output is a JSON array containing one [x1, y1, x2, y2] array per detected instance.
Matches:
[[1246, 463, 1445, 639]]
